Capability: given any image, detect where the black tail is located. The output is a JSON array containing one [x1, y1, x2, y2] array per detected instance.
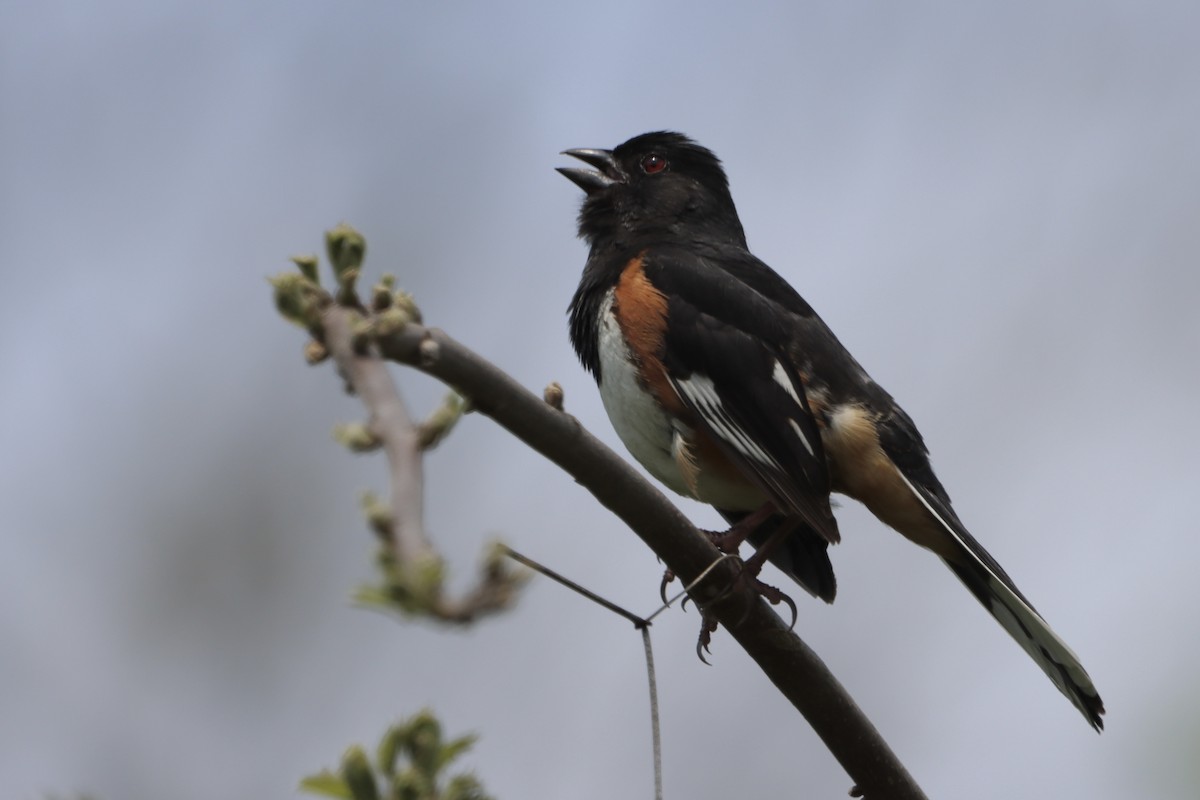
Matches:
[[942, 549, 1105, 730], [893, 472, 1105, 730]]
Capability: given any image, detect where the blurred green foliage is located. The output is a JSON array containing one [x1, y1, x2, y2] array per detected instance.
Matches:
[[302, 711, 493, 800]]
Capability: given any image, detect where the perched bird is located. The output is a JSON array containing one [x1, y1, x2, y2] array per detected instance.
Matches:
[[558, 131, 1104, 730]]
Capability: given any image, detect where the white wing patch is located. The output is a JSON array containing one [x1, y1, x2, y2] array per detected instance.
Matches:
[[771, 359, 816, 457], [788, 419, 815, 457], [673, 373, 778, 470], [771, 359, 803, 405]]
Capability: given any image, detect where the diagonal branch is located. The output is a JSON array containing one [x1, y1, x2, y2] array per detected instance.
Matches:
[[364, 319, 927, 800]]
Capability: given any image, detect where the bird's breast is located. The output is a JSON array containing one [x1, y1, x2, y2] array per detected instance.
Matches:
[[596, 290, 764, 511]]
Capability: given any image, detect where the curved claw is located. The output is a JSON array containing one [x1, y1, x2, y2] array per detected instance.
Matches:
[[725, 564, 800, 630], [659, 569, 676, 605], [680, 593, 691, 613], [695, 617, 718, 665], [778, 591, 798, 630]]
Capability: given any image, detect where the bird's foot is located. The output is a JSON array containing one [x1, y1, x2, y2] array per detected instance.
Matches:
[[704, 527, 747, 555], [693, 558, 797, 663], [703, 504, 774, 554]]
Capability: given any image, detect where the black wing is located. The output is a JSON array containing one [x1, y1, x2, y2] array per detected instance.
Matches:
[[644, 248, 840, 544]]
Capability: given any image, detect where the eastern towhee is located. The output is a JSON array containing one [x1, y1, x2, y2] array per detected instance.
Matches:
[[558, 131, 1104, 730]]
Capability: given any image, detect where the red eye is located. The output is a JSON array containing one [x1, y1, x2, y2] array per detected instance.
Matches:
[[641, 153, 667, 174]]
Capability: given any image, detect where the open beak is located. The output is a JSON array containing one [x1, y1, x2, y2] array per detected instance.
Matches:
[[557, 148, 624, 194]]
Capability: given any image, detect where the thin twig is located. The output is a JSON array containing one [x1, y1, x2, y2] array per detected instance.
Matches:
[[499, 546, 741, 800], [642, 626, 663, 800], [499, 546, 646, 628], [500, 546, 663, 800]]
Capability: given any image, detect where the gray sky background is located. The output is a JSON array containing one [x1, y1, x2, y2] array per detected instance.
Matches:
[[2, 2, 1197, 798]]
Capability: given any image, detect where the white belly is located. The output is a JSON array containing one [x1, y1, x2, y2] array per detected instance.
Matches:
[[595, 291, 763, 511]]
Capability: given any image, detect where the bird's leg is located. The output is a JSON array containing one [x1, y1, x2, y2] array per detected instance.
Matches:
[[705, 502, 776, 554], [695, 513, 800, 660], [734, 517, 800, 626], [660, 503, 776, 603]]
